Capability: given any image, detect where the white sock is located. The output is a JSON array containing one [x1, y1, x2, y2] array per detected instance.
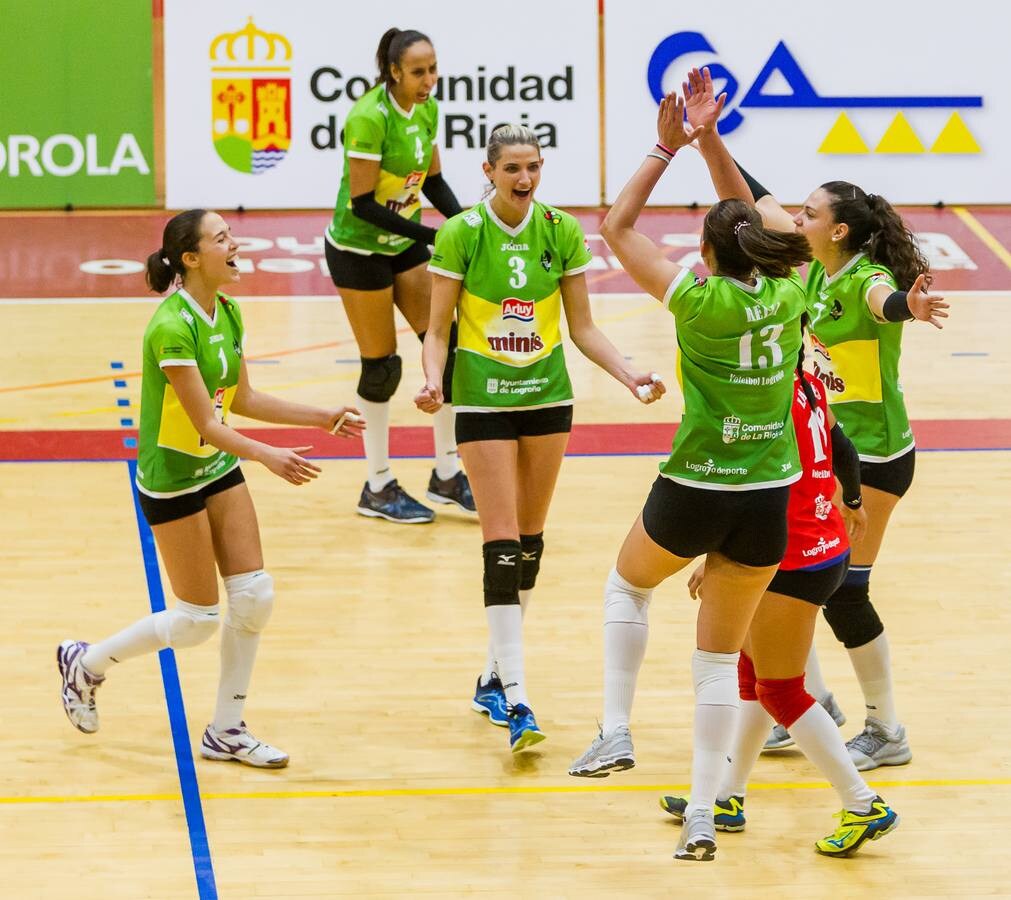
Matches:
[[357, 395, 393, 492], [482, 590, 533, 684], [686, 649, 740, 816], [486, 604, 527, 707], [789, 703, 877, 812], [848, 633, 899, 730], [432, 405, 460, 480], [804, 643, 830, 703], [602, 568, 651, 736], [719, 699, 772, 800], [81, 600, 218, 675]]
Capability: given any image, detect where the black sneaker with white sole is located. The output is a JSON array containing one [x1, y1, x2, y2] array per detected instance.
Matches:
[[426, 469, 476, 512]]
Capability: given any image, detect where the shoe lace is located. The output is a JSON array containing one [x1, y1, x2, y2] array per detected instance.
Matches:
[[848, 724, 883, 755]]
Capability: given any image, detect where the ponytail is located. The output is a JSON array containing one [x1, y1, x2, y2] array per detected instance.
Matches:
[[145, 209, 208, 294], [821, 181, 930, 290], [702, 199, 811, 280], [374, 28, 432, 87]]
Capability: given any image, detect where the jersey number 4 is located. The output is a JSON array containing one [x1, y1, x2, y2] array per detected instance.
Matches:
[[738, 324, 783, 370]]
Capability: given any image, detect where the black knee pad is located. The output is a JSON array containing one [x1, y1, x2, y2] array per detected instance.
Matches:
[[483, 540, 522, 607], [357, 354, 402, 402], [519, 532, 545, 591], [822, 581, 884, 649]]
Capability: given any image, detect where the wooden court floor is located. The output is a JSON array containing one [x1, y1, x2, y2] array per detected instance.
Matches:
[[2, 277, 1010, 895]]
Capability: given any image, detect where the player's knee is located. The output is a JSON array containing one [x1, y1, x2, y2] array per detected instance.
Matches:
[[603, 566, 651, 624], [224, 571, 275, 633], [483, 540, 522, 607], [357, 354, 402, 403], [756, 676, 815, 728], [156, 600, 220, 649], [822, 579, 883, 649], [519, 532, 545, 591], [737, 651, 758, 702]]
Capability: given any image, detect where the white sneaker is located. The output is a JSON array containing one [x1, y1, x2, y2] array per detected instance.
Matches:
[[200, 722, 289, 768], [568, 726, 635, 777], [674, 808, 717, 861], [846, 717, 911, 771], [57, 640, 104, 733]]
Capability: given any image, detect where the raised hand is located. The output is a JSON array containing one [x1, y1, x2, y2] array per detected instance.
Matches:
[[683, 66, 727, 132], [657, 92, 705, 153], [908, 273, 950, 329]]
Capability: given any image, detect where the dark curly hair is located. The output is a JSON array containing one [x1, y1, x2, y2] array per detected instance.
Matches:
[[820, 181, 930, 290]]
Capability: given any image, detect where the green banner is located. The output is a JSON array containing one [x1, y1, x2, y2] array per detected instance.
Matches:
[[0, 1, 155, 208]]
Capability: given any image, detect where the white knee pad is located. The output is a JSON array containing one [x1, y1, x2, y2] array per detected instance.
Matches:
[[604, 567, 652, 625], [224, 570, 275, 633], [692, 648, 740, 707], [155, 600, 220, 649]]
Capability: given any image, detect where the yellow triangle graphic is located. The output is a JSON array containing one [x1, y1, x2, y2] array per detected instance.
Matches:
[[818, 113, 869, 154], [930, 112, 981, 154], [875, 112, 925, 154]]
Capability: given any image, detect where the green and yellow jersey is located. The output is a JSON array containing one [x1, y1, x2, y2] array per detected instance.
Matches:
[[806, 254, 913, 462], [326, 84, 439, 256], [136, 289, 243, 497], [429, 199, 592, 412], [660, 269, 806, 490]]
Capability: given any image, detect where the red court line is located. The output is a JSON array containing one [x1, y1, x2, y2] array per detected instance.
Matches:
[[2, 208, 1008, 299], [2, 420, 1008, 462]]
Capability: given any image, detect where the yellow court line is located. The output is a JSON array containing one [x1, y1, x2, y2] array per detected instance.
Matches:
[[3, 776, 1009, 806], [953, 207, 1011, 271]]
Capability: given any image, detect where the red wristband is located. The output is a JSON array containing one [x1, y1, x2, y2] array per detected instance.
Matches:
[[655, 142, 677, 157]]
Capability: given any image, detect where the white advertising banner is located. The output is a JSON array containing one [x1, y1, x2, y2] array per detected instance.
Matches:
[[605, 1, 1010, 204], [165, 1, 599, 209]]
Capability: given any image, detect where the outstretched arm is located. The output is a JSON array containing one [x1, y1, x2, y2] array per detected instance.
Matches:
[[684, 66, 796, 233], [601, 93, 703, 301]]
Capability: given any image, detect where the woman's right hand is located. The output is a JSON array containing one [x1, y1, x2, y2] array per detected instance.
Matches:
[[657, 92, 705, 153], [687, 561, 706, 600], [414, 383, 443, 414], [683, 66, 727, 133], [259, 444, 322, 485]]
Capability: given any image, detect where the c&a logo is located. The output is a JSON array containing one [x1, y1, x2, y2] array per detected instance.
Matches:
[[646, 32, 983, 153], [210, 18, 292, 175]]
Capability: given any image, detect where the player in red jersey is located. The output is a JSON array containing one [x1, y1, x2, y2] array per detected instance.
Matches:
[[660, 338, 900, 856]]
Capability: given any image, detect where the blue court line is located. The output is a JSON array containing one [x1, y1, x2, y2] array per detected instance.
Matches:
[[126, 460, 217, 900]]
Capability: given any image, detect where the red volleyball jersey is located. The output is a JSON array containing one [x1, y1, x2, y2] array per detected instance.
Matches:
[[780, 372, 850, 571]]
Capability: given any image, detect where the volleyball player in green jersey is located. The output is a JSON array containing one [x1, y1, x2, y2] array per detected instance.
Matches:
[[325, 27, 472, 524], [569, 92, 813, 861], [415, 124, 667, 752], [57, 210, 364, 767], [679, 66, 949, 771]]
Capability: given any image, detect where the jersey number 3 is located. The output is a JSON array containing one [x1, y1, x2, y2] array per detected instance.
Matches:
[[508, 256, 527, 289]]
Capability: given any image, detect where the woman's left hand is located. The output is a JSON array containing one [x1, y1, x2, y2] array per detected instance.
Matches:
[[840, 503, 868, 544], [325, 406, 366, 438], [908, 273, 949, 329], [630, 372, 666, 404]]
